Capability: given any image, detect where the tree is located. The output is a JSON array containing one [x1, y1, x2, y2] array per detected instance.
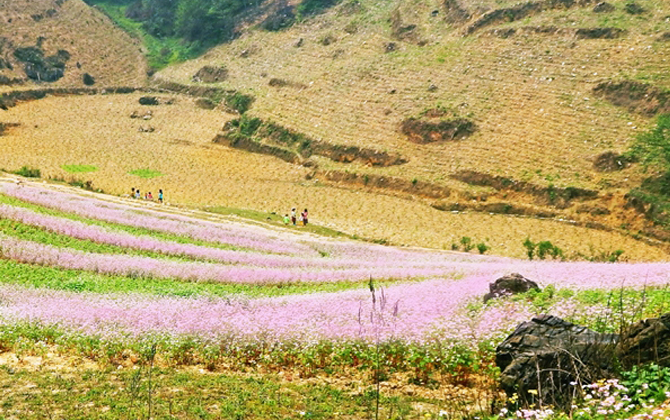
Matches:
[[631, 114, 670, 174]]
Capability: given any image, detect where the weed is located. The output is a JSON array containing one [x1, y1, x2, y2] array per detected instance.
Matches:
[[128, 168, 163, 179], [61, 164, 97, 174], [13, 166, 41, 178], [476, 242, 490, 254], [460, 236, 474, 252]]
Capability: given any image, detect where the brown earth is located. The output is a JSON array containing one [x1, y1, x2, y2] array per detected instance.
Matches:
[[2, 93, 668, 260], [0, 0, 146, 91]]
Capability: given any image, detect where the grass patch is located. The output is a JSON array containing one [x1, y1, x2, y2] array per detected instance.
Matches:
[[206, 206, 350, 239], [128, 168, 164, 179], [12, 166, 40, 178], [62, 164, 98, 174], [0, 259, 374, 298], [86, 0, 208, 70], [0, 364, 416, 420]]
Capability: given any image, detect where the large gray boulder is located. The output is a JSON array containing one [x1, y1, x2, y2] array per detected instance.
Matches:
[[618, 313, 670, 369], [496, 315, 618, 409]]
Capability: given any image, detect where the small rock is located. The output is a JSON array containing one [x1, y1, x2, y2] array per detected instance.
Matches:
[[593, 2, 615, 13], [483, 273, 539, 302]]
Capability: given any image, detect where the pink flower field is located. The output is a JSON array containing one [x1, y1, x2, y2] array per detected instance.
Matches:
[[0, 181, 669, 347]]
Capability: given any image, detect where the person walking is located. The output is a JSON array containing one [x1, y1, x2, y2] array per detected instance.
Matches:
[[158, 189, 164, 203], [135, 188, 141, 199], [302, 209, 309, 225], [131, 187, 135, 198], [291, 208, 297, 226]]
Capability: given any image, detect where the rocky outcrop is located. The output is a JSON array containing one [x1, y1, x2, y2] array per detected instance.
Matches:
[[193, 66, 228, 83], [593, 151, 634, 172], [483, 273, 540, 302], [593, 81, 670, 117], [593, 2, 615, 12], [618, 313, 670, 369], [575, 27, 626, 39], [498, 312, 670, 410], [400, 117, 476, 143], [497, 315, 618, 408]]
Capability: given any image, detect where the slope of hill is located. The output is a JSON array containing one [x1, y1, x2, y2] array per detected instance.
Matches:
[[0, 178, 670, 418], [0, 0, 146, 91], [155, 0, 670, 240]]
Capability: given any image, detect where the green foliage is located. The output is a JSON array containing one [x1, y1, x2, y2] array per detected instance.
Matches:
[[536, 240, 563, 260], [86, 0, 274, 68], [0, 354, 418, 419], [128, 168, 163, 178], [621, 364, 670, 405], [13, 166, 41, 178], [523, 238, 562, 260], [523, 237, 536, 260], [296, 0, 342, 19], [476, 242, 490, 254], [62, 164, 98, 173], [224, 92, 254, 114], [459, 236, 474, 252], [630, 114, 670, 173]]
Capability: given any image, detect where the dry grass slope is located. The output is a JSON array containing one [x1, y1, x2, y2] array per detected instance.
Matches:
[[0, 0, 146, 92], [0, 92, 667, 260], [153, 0, 670, 244]]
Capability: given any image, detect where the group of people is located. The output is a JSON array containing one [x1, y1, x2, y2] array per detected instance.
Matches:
[[284, 208, 308, 226], [131, 187, 164, 203]]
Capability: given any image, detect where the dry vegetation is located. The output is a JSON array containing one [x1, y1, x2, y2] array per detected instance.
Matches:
[[0, 0, 146, 92], [154, 0, 670, 240], [0, 92, 667, 260]]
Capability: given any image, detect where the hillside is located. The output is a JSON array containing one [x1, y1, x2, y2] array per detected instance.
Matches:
[[154, 0, 670, 241], [0, 0, 146, 91], [0, 178, 670, 418], [2, 0, 670, 260]]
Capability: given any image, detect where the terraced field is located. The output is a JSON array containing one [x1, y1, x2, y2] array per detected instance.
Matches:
[[155, 0, 670, 241], [0, 179, 669, 418], [0, 92, 667, 260]]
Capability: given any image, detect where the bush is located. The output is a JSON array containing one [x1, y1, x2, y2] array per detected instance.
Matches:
[[523, 237, 536, 260], [630, 114, 670, 175], [523, 238, 562, 260], [459, 236, 474, 252], [225, 92, 254, 114], [621, 363, 670, 405], [14, 166, 41, 178], [296, 0, 342, 18], [476, 242, 489, 254]]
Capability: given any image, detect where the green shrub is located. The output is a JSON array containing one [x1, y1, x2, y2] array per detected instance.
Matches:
[[621, 364, 670, 405], [14, 166, 41, 178], [476, 242, 489, 254], [225, 92, 254, 114], [296, 0, 342, 19], [460, 236, 474, 252], [536, 240, 562, 260], [523, 237, 536, 260]]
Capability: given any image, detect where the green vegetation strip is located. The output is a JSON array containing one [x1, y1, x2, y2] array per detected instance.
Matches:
[[0, 193, 244, 252], [0, 217, 194, 263], [0, 366, 416, 420], [128, 168, 163, 179], [0, 259, 374, 298], [62, 164, 98, 174], [206, 206, 351, 239]]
